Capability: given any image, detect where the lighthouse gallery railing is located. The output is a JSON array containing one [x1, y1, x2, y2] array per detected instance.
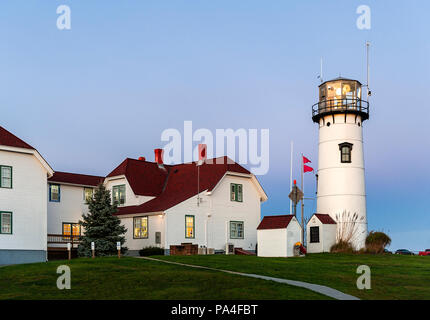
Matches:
[[312, 98, 369, 119]]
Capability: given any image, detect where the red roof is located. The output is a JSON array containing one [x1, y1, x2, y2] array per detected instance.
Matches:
[[257, 215, 295, 230], [115, 156, 250, 215], [0, 126, 34, 150], [107, 158, 170, 196], [49, 171, 104, 187], [314, 214, 337, 224]]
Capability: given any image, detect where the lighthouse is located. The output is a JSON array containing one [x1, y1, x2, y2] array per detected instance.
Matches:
[[312, 77, 369, 249]]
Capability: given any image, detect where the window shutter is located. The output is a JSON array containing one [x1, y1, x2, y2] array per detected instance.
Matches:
[[231, 184, 236, 201], [237, 185, 243, 202]]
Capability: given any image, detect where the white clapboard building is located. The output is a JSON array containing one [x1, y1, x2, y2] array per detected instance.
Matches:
[[306, 214, 337, 253], [103, 154, 267, 255], [0, 126, 53, 264], [256, 215, 301, 257], [46, 154, 267, 256]]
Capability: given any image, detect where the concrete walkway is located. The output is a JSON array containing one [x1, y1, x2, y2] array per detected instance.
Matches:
[[139, 257, 360, 300]]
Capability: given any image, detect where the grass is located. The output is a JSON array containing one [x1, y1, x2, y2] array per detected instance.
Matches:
[[158, 253, 430, 300], [0, 257, 327, 300]]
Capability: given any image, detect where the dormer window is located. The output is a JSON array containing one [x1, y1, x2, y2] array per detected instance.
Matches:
[[112, 185, 126, 205], [230, 183, 243, 202], [339, 142, 353, 163]]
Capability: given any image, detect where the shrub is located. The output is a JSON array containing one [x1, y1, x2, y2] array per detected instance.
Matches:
[[330, 240, 355, 253], [139, 246, 165, 256], [365, 231, 391, 254]]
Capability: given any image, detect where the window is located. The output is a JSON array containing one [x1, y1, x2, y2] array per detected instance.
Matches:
[[155, 232, 161, 244], [0, 212, 12, 234], [112, 185, 126, 205], [230, 221, 244, 239], [62, 222, 80, 239], [310, 226, 320, 243], [185, 215, 195, 238], [339, 142, 353, 163], [0, 166, 12, 188], [84, 188, 94, 202], [133, 216, 148, 239], [230, 183, 243, 202], [49, 184, 60, 202]]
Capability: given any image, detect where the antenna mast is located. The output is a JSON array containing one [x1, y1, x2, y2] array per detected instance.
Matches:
[[366, 41, 371, 101], [320, 57, 323, 83]]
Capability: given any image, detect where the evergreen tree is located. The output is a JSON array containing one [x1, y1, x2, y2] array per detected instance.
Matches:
[[78, 184, 127, 257]]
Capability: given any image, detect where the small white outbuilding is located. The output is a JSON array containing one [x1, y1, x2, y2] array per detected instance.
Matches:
[[257, 215, 302, 257], [306, 213, 337, 253]]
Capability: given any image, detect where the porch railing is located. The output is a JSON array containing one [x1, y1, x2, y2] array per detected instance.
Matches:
[[47, 234, 81, 246]]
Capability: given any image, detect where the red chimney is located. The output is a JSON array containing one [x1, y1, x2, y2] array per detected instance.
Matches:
[[154, 149, 164, 164], [138, 156, 146, 161]]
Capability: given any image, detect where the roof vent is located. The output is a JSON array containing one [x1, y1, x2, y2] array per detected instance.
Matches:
[[138, 156, 146, 161]]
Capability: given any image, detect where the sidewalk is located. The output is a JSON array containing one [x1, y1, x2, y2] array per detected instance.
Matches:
[[139, 256, 360, 300]]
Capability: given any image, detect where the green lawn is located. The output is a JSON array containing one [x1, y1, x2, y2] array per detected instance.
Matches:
[[158, 253, 430, 300], [0, 257, 326, 300]]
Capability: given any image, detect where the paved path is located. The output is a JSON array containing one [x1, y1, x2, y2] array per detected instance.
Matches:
[[139, 257, 360, 300]]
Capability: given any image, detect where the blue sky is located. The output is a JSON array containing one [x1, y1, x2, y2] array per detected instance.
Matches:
[[1, 1, 429, 251]]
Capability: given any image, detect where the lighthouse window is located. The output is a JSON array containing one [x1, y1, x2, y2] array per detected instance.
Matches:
[[339, 143, 353, 163]]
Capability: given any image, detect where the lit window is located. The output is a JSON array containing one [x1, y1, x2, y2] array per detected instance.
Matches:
[[49, 184, 60, 202], [62, 223, 80, 239], [0, 166, 12, 188], [310, 226, 320, 243], [84, 188, 94, 202], [339, 142, 353, 163], [230, 183, 243, 202], [0, 212, 12, 234], [230, 221, 244, 239], [134, 217, 148, 239], [185, 215, 195, 238], [112, 185, 126, 205]]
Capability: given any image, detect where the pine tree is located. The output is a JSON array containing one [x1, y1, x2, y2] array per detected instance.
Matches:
[[78, 184, 127, 257]]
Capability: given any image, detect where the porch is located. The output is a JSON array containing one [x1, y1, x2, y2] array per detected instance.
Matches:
[[47, 234, 81, 260]]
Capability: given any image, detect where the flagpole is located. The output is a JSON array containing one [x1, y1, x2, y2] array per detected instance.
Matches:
[[197, 164, 200, 206], [290, 141, 293, 214], [301, 153, 304, 244]]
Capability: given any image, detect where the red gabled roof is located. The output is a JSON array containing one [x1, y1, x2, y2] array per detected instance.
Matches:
[[107, 158, 169, 196], [257, 215, 295, 230], [314, 214, 337, 225], [0, 126, 34, 150], [115, 156, 250, 215], [49, 171, 104, 187]]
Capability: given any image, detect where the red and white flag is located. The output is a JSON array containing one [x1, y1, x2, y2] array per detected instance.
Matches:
[[303, 155, 313, 173], [304, 164, 314, 173], [197, 144, 207, 166]]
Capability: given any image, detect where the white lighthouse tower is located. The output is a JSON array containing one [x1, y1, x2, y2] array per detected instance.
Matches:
[[312, 77, 369, 249]]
